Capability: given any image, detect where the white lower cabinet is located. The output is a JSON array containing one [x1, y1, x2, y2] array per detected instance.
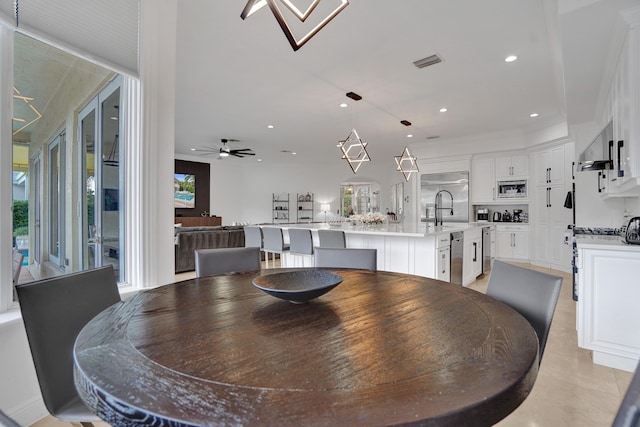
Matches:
[[577, 243, 640, 372], [435, 233, 451, 282], [463, 228, 482, 285], [496, 224, 529, 260]]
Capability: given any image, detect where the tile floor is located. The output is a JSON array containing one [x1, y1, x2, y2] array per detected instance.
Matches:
[[32, 263, 633, 427]]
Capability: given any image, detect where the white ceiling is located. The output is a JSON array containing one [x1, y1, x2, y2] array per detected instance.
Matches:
[[173, 0, 637, 165]]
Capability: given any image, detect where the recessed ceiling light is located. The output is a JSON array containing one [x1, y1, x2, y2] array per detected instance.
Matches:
[[339, 103, 348, 108], [292, 152, 297, 155], [110, 116, 118, 121], [439, 107, 447, 113], [530, 113, 539, 118], [407, 134, 413, 138], [505, 55, 518, 63], [267, 125, 274, 129], [190, 148, 196, 151], [257, 158, 262, 162]]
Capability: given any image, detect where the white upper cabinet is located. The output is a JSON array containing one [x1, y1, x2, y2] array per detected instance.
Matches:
[[471, 157, 496, 203], [534, 146, 565, 187], [496, 155, 528, 179]]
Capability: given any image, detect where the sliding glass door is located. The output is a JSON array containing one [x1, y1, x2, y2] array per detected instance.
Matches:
[[79, 78, 123, 280], [48, 132, 65, 268]]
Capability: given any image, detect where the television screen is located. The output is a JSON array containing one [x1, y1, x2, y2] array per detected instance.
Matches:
[[174, 173, 196, 208]]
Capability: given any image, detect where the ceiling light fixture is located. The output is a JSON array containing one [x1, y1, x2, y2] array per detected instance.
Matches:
[[240, 0, 349, 51], [407, 134, 413, 138], [413, 54, 442, 69], [267, 125, 274, 129], [338, 128, 371, 174], [439, 107, 447, 113], [530, 113, 539, 118], [339, 103, 348, 108], [505, 55, 518, 63], [190, 148, 196, 151], [395, 147, 419, 182]]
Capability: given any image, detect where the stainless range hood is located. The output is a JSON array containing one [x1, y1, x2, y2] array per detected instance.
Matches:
[[578, 121, 613, 171]]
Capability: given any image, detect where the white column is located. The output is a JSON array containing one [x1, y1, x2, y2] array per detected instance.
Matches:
[[0, 25, 14, 310], [132, 0, 178, 288]]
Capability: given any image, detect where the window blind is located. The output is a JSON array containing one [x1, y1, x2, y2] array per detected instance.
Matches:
[[16, 0, 139, 76]]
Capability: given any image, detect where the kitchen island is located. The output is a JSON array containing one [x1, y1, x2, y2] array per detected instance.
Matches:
[[264, 222, 485, 285]]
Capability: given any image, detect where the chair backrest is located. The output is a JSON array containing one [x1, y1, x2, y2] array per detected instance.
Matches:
[[262, 227, 287, 252], [244, 226, 263, 248], [195, 247, 261, 278], [15, 266, 121, 421], [317, 229, 346, 248], [288, 228, 313, 255], [314, 247, 377, 270], [12, 248, 24, 285], [613, 360, 640, 427], [0, 409, 20, 427], [486, 260, 562, 364]]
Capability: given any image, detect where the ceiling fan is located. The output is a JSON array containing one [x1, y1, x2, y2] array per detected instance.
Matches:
[[196, 139, 256, 158]]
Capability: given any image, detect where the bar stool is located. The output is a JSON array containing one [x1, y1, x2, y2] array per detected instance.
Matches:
[[244, 225, 265, 263], [288, 228, 314, 267], [317, 229, 346, 248], [262, 227, 290, 268]]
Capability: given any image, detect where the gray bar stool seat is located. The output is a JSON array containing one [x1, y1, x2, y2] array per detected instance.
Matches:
[[288, 228, 314, 267], [317, 229, 346, 248], [314, 247, 377, 270], [262, 227, 290, 268]]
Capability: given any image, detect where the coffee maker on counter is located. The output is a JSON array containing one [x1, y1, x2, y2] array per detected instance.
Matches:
[[512, 209, 523, 222]]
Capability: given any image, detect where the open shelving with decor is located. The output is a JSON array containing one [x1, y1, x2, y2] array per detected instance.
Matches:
[[272, 193, 289, 223], [296, 193, 314, 223]]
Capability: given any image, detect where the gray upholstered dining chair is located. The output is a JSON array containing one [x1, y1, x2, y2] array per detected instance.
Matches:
[[12, 248, 24, 285], [195, 247, 261, 277], [317, 229, 346, 248], [262, 227, 290, 268], [288, 228, 314, 267], [244, 225, 263, 248], [485, 260, 562, 365], [314, 247, 377, 270], [612, 360, 640, 427], [15, 265, 122, 427]]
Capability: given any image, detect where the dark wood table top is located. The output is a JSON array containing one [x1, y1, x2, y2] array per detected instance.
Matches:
[[74, 268, 538, 426]]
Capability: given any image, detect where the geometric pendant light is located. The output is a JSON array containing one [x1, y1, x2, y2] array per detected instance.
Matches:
[[241, 0, 349, 51], [394, 146, 419, 181], [338, 128, 371, 174]]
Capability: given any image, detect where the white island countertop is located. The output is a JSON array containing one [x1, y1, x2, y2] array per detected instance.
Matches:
[[575, 235, 640, 251], [263, 222, 484, 238]]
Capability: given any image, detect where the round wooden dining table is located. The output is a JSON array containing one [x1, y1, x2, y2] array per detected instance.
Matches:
[[74, 268, 539, 427]]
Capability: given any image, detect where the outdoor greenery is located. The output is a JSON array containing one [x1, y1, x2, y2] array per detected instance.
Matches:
[[12, 199, 28, 237]]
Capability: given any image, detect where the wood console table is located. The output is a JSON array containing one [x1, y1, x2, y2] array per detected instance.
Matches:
[[174, 216, 221, 227]]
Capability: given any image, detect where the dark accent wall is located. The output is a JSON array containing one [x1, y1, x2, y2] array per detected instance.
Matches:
[[175, 159, 210, 217]]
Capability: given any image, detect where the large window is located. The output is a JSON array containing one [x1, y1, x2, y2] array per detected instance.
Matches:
[[11, 32, 122, 294]]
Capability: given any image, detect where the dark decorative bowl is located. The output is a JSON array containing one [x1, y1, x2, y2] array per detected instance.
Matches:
[[252, 270, 343, 303]]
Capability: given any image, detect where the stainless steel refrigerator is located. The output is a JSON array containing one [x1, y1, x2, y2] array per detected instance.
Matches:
[[420, 172, 469, 224]]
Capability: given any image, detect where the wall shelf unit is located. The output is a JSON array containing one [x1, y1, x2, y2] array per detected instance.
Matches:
[[296, 193, 314, 223], [273, 193, 289, 223]]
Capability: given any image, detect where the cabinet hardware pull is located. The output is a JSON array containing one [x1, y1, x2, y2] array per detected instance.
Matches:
[[473, 242, 477, 262], [597, 172, 602, 193], [618, 140, 624, 177]]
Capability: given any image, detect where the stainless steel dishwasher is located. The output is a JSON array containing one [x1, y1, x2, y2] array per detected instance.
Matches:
[[450, 231, 464, 285]]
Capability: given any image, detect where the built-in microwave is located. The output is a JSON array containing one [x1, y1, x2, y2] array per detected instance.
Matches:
[[497, 179, 527, 199]]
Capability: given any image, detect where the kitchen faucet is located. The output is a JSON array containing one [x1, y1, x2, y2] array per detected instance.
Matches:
[[434, 190, 454, 226]]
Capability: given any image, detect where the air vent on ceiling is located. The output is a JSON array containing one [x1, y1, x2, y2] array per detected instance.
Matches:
[[346, 91, 362, 101], [400, 120, 412, 126], [413, 54, 442, 69]]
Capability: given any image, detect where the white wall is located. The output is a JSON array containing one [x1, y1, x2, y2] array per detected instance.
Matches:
[[176, 154, 402, 226]]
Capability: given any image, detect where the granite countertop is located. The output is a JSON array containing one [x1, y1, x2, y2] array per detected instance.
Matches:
[[575, 235, 640, 251]]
